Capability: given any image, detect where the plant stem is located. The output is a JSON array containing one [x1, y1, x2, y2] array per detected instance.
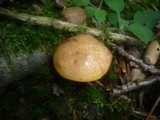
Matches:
[[98, 0, 104, 9], [145, 95, 160, 120]]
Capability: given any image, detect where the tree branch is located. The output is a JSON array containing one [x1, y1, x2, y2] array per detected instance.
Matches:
[[111, 45, 160, 96], [0, 50, 48, 87], [0, 7, 144, 46], [113, 44, 160, 75], [111, 75, 160, 96]]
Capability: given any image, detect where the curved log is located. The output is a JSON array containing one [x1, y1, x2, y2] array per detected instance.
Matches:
[[0, 50, 49, 87]]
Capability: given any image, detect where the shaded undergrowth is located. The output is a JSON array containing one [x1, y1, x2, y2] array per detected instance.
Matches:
[[0, 65, 132, 120]]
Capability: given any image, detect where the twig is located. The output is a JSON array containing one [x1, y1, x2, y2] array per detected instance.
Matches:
[[111, 75, 160, 96], [133, 111, 156, 119], [111, 45, 160, 96], [113, 44, 160, 75], [0, 7, 144, 46], [145, 95, 160, 120]]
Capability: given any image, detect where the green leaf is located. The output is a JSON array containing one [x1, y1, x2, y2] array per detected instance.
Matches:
[[133, 10, 160, 29], [85, 6, 96, 18], [94, 9, 106, 23], [104, 0, 124, 12], [128, 23, 154, 43], [74, 0, 90, 6], [119, 18, 129, 30], [108, 13, 118, 26], [108, 13, 129, 30]]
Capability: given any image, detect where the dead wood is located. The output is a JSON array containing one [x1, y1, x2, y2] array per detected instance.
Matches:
[[113, 44, 160, 75], [0, 50, 49, 87], [111, 75, 160, 96], [0, 7, 144, 46], [111, 45, 160, 96]]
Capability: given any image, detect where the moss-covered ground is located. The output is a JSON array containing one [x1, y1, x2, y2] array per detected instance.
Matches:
[[0, 20, 133, 119], [0, 21, 64, 56], [0, 64, 132, 120]]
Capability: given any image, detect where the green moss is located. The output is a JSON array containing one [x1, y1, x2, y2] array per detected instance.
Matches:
[[47, 98, 70, 119], [0, 21, 68, 57], [9, 0, 61, 17], [106, 69, 118, 81], [0, 66, 131, 120]]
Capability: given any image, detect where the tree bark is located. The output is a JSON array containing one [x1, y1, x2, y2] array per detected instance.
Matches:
[[111, 75, 160, 96], [0, 50, 49, 87]]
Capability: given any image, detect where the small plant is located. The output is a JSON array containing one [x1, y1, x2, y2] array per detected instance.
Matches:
[[17, 80, 29, 94], [85, 88, 106, 108], [106, 98, 129, 112], [47, 98, 69, 119], [106, 69, 118, 81], [39, 0, 60, 16], [68, 0, 160, 43], [31, 106, 45, 118], [105, 0, 160, 43], [72, 0, 107, 24], [74, 87, 130, 120]]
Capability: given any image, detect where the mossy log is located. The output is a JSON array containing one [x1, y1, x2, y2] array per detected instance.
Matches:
[[0, 50, 49, 87]]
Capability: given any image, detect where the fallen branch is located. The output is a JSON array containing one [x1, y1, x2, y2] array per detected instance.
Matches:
[[112, 75, 160, 96], [0, 7, 144, 46], [113, 44, 160, 75], [145, 95, 160, 120], [0, 50, 48, 87], [111, 45, 160, 96]]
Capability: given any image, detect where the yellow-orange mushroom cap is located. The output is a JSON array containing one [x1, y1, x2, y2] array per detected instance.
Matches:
[[53, 34, 112, 82]]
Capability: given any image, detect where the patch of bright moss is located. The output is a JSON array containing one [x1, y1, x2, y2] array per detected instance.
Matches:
[[0, 21, 66, 57]]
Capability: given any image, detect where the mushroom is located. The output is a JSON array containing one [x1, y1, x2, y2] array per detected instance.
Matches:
[[32, 4, 42, 14], [143, 41, 160, 65], [53, 34, 112, 82], [61, 6, 86, 24]]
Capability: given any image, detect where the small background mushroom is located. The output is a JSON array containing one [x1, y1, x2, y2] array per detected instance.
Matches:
[[143, 41, 160, 65], [61, 6, 86, 24]]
